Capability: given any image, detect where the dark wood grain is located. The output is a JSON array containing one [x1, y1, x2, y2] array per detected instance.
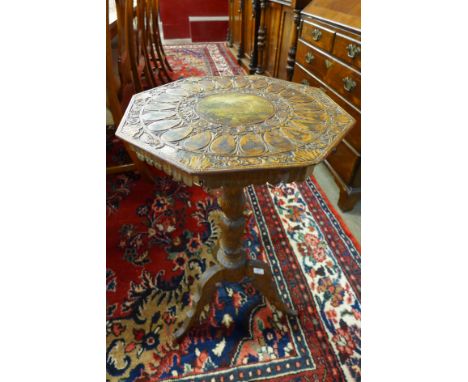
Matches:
[[276, 8, 294, 79], [325, 141, 360, 185], [301, 19, 335, 52], [302, 0, 360, 31], [296, 41, 360, 108], [296, 39, 329, 79], [228, 0, 309, 78], [231, 0, 243, 53], [286, 8, 302, 80], [292, 0, 361, 211], [332, 32, 361, 69], [261, 1, 282, 75]]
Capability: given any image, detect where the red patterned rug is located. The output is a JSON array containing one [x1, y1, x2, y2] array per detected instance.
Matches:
[[107, 43, 361, 382], [164, 42, 245, 78]]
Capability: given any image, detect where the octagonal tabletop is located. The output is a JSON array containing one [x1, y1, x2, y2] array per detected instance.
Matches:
[[116, 75, 355, 188]]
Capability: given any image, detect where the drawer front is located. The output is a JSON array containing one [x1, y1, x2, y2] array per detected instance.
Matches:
[[332, 33, 361, 69], [301, 20, 335, 52], [296, 40, 329, 79], [296, 43, 361, 109], [325, 141, 360, 185], [325, 57, 361, 109], [292, 64, 361, 152], [292, 62, 318, 87]]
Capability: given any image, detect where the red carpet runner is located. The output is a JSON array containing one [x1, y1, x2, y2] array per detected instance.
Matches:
[[106, 42, 361, 382]]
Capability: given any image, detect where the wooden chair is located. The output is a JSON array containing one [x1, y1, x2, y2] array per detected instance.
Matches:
[[148, 0, 173, 79], [123, 0, 173, 92], [106, 0, 154, 180], [106, 0, 175, 177]]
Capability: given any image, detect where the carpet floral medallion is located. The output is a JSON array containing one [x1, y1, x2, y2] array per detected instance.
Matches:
[[107, 43, 360, 381]]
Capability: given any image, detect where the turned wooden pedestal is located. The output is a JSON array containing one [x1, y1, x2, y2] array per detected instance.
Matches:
[[174, 186, 297, 340], [116, 75, 355, 340]]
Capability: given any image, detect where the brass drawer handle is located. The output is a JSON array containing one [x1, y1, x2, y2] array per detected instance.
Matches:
[[311, 28, 322, 41], [305, 52, 314, 64], [343, 77, 356, 92], [301, 79, 310, 86], [346, 44, 361, 59]]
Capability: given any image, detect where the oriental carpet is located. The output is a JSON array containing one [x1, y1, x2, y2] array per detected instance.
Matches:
[[106, 42, 361, 382]]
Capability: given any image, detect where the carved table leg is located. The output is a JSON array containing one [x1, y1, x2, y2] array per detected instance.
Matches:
[[247, 259, 297, 316], [174, 186, 296, 341], [217, 187, 248, 269], [174, 264, 224, 340]]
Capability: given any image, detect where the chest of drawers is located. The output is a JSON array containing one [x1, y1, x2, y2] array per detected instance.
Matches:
[[292, 0, 361, 211]]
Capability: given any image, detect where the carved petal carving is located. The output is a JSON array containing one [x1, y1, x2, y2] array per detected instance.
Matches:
[[211, 134, 237, 155], [116, 76, 355, 177], [147, 119, 181, 132], [183, 131, 213, 151]]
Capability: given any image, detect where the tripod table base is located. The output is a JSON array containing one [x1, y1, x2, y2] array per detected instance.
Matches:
[[174, 186, 297, 341]]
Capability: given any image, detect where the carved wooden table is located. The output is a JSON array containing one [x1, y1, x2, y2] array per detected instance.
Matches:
[[116, 75, 355, 340]]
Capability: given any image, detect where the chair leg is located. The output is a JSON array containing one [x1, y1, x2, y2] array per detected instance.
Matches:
[[106, 163, 136, 175]]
